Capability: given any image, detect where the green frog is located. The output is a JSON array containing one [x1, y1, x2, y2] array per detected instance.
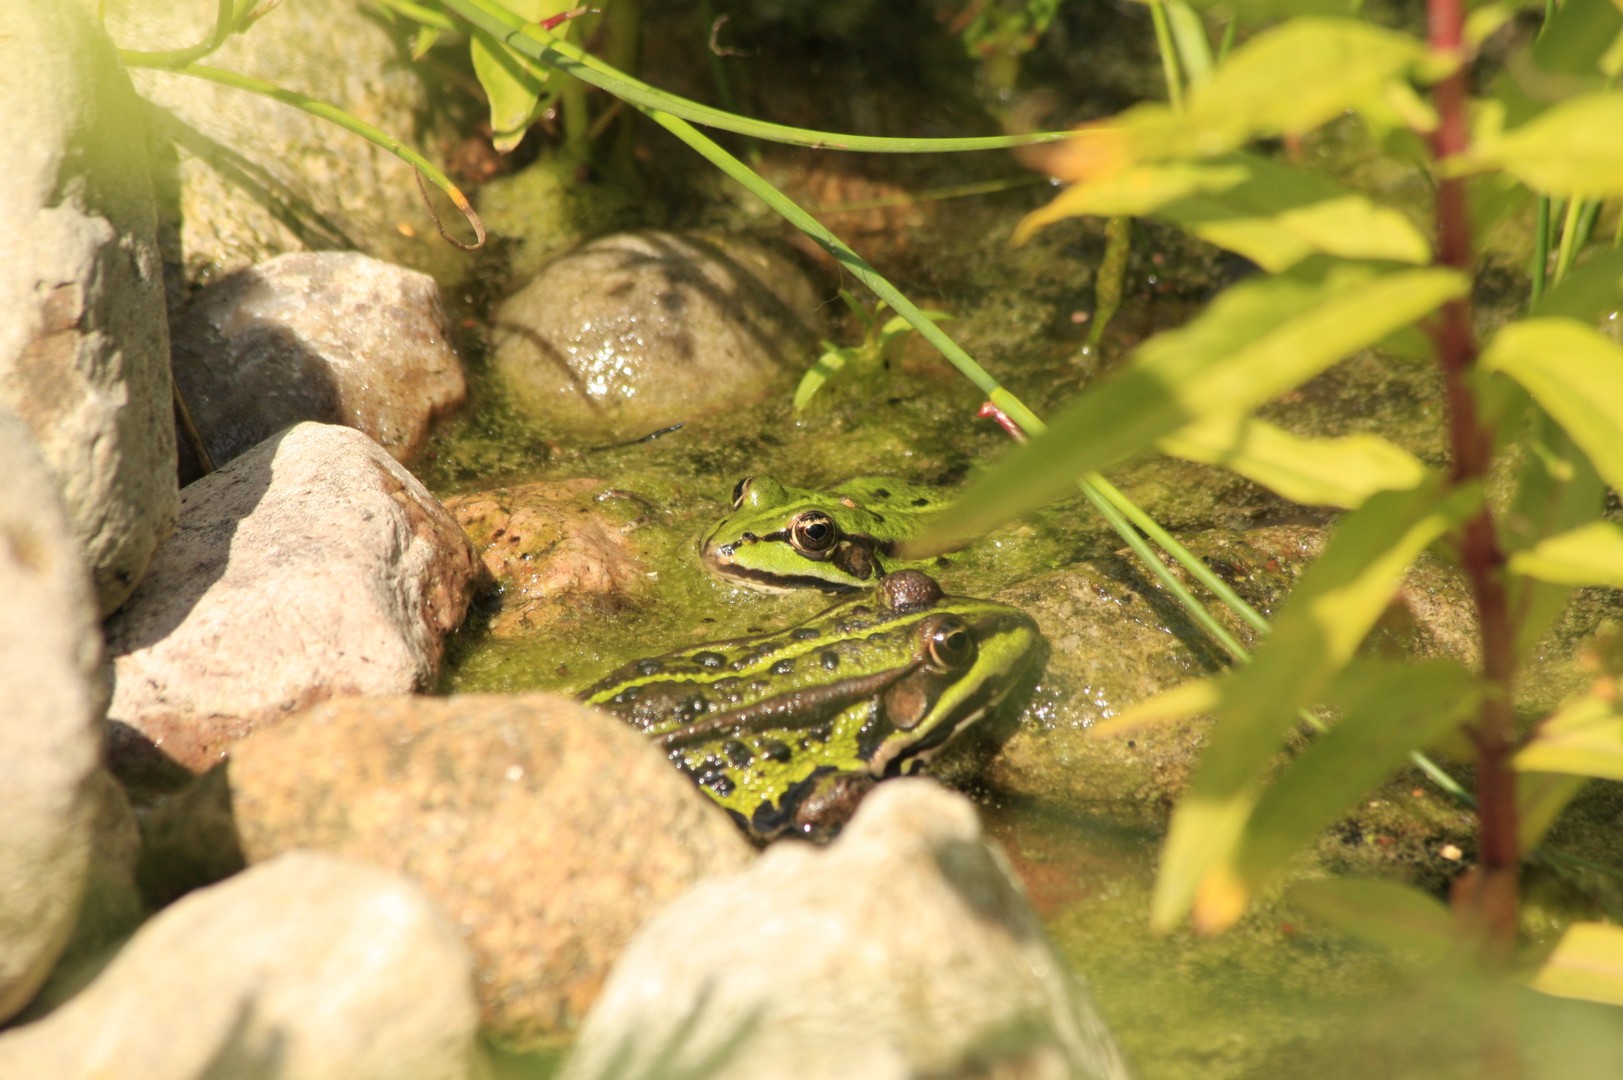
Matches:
[[579, 570, 1043, 842], [700, 475, 948, 593]]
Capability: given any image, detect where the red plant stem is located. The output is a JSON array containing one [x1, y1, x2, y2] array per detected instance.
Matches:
[[1426, 0, 1520, 950]]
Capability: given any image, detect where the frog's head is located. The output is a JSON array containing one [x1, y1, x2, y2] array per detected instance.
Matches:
[[700, 475, 889, 592]]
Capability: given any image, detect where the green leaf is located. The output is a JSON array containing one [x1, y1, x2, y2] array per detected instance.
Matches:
[[1517, 772, 1590, 852], [1233, 659, 1482, 897], [1286, 879, 1457, 961], [1531, 922, 1623, 1006], [1154, 480, 1481, 931], [1481, 318, 1623, 495], [470, 9, 553, 153], [1185, 18, 1430, 147], [793, 343, 853, 412], [1024, 154, 1431, 271], [1467, 93, 1623, 196], [1509, 521, 1623, 588], [1530, 248, 1623, 322], [1514, 693, 1623, 781], [1159, 414, 1432, 508], [910, 262, 1468, 556]]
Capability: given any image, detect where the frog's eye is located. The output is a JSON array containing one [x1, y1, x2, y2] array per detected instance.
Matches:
[[789, 510, 839, 555], [924, 616, 976, 670], [730, 476, 754, 509]]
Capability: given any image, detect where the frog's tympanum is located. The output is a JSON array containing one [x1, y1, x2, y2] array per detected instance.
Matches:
[[580, 570, 1043, 842]]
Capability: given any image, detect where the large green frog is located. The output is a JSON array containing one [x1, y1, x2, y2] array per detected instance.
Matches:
[[700, 475, 949, 593], [580, 570, 1042, 842]]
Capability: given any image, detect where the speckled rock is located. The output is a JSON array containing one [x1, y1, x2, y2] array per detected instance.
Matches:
[[96, 0, 455, 285], [0, 0, 176, 615], [0, 408, 107, 1024], [170, 252, 466, 480], [491, 231, 822, 440], [226, 692, 755, 1048], [444, 478, 651, 637], [105, 423, 482, 775], [563, 779, 1130, 1080], [0, 852, 482, 1080]]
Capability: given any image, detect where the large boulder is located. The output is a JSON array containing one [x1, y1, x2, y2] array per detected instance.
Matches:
[[0, 409, 107, 1023], [0, 0, 177, 615]]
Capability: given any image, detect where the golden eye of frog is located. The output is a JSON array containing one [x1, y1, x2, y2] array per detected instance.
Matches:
[[700, 475, 949, 593], [578, 570, 1043, 843]]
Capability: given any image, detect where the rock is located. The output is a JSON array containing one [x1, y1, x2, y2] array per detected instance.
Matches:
[[170, 252, 467, 480], [0, 0, 177, 615], [0, 408, 107, 1023], [0, 852, 482, 1080], [563, 779, 1130, 1080], [105, 423, 482, 775], [226, 692, 755, 1048], [96, 0, 455, 285], [491, 231, 822, 441], [444, 478, 650, 637]]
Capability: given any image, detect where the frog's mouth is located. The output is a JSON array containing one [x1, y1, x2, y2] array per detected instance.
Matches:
[[698, 534, 864, 593]]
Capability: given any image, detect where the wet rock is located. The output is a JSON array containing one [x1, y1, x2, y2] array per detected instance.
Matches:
[[491, 231, 822, 441], [0, 408, 107, 1023], [0, 852, 482, 1080], [226, 692, 754, 1048], [563, 779, 1130, 1080], [170, 252, 466, 480], [444, 478, 650, 637], [98, 0, 452, 285], [106, 423, 482, 775], [0, 0, 177, 615]]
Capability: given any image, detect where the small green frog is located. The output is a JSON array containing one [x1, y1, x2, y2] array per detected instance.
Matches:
[[700, 475, 948, 593]]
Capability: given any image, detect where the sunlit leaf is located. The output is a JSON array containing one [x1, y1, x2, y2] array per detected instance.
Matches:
[[1184, 18, 1430, 146], [794, 343, 852, 412], [1530, 248, 1623, 322], [471, 20, 552, 152], [1465, 93, 1623, 195], [1531, 922, 1623, 1006], [1020, 153, 1431, 270], [910, 262, 1468, 556], [1514, 692, 1623, 781], [1517, 772, 1590, 852], [1156, 480, 1481, 931], [1160, 415, 1432, 508], [1482, 318, 1623, 495], [1286, 878, 1457, 961], [1509, 521, 1623, 588], [1228, 660, 1480, 902]]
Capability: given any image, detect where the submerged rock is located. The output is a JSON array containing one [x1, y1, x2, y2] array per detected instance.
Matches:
[[105, 423, 481, 775], [563, 778, 1130, 1080], [225, 692, 754, 1048], [0, 852, 482, 1080], [170, 252, 466, 480], [491, 230, 822, 441]]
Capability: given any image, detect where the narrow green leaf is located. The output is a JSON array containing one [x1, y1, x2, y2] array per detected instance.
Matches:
[[911, 262, 1468, 556], [1233, 660, 1481, 895], [1160, 415, 1432, 508], [1509, 521, 1623, 588], [1531, 922, 1623, 1006], [1482, 318, 1623, 496], [1185, 18, 1429, 148], [1468, 93, 1623, 196], [1154, 480, 1480, 931], [1530, 248, 1623, 322], [1287, 878, 1458, 960], [793, 345, 851, 412], [1514, 693, 1623, 781]]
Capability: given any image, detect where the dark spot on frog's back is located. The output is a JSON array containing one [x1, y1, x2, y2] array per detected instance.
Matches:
[[635, 658, 663, 676], [873, 488, 890, 498], [692, 650, 725, 669], [771, 658, 795, 675], [790, 627, 819, 640], [912, 497, 930, 507]]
